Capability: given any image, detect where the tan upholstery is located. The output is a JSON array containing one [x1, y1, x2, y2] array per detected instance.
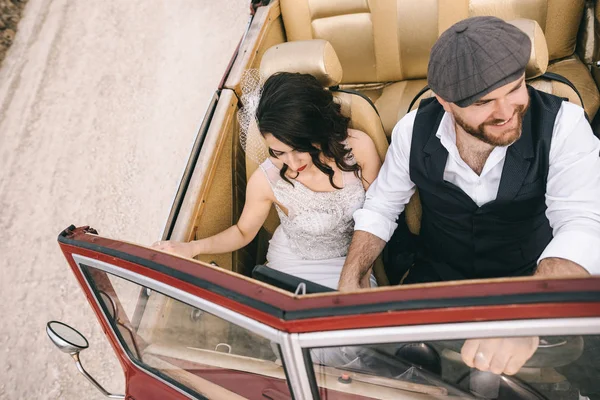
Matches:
[[260, 39, 343, 87], [509, 19, 548, 79], [405, 191, 422, 236], [375, 79, 429, 135], [280, 0, 584, 75], [251, 0, 596, 272], [547, 56, 600, 119], [279, 0, 595, 135], [576, 0, 595, 65], [280, 0, 440, 83], [224, 2, 286, 98], [528, 77, 582, 109], [468, 0, 585, 60], [334, 91, 389, 159]]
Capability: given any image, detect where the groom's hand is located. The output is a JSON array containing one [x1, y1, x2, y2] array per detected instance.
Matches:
[[337, 277, 362, 292], [461, 336, 539, 375]]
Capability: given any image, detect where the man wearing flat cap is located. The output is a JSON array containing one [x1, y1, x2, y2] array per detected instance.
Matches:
[[339, 17, 600, 375]]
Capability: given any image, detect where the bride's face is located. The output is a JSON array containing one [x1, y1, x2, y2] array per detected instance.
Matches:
[[264, 134, 313, 174]]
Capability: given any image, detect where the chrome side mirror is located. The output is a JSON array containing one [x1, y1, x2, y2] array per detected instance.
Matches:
[[46, 321, 125, 399], [46, 321, 89, 354]]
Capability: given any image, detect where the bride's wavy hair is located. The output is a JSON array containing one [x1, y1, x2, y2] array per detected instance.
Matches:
[[256, 72, 360, 189]]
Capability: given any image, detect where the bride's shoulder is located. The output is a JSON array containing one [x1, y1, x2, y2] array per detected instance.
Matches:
[[346, 128, 375, 147], [248, 167, 275, 200], [346, 129, 378, 164]]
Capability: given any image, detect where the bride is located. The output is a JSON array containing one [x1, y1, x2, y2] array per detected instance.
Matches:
[[152, 71, 382, 289]]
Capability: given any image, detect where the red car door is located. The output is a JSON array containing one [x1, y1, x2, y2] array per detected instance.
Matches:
[[58, 225, 600, 400], [58, 225, 302, 399]]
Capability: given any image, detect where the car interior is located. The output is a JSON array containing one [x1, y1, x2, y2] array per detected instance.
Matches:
[[124, 1, 600, 398], [168, 0, 599, 284]]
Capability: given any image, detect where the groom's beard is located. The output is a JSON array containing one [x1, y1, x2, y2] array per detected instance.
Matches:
[[454, 101, 529, 147]]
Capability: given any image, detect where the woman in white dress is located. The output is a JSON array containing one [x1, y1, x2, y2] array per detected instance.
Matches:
[[153, 72, 382, 290]]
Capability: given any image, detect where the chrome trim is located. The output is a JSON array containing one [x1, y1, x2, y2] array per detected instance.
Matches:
[[281, 333, 314, 399], [71, 352, 125, 399], [161, 92, 220, 241], [297, 318, 600, 349], [72, 254, 281, 342], [277, 332, 306, 399], [46, 321, 89, 353]]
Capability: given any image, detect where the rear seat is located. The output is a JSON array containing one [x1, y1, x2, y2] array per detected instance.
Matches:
[[279, 0, 600, 137], [251, 16, 584, 238]]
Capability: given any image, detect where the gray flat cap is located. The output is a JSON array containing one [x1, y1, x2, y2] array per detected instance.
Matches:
[[428, 16, 531, 107]]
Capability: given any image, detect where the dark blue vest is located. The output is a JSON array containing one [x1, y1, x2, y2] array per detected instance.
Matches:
[[407, 86, 563, 282]]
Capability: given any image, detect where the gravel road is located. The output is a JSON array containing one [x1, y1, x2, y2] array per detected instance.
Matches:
[[0, 1, 248, 398]]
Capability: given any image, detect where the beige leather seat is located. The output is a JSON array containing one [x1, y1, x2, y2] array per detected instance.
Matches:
[[280, 0, 599, 137], [247, 39, 390, 284]]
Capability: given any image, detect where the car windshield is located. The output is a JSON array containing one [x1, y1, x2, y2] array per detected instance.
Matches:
[[308, 336, 600, 399]]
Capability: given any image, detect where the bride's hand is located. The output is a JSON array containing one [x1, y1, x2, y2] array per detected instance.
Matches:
[[151, 240, 197, 259]]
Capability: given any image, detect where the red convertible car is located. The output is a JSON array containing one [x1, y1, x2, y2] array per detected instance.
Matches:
[[47, 1, 600, 399]]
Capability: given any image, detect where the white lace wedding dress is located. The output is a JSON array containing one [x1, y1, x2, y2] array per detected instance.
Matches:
[[259, 157, 377, 290]]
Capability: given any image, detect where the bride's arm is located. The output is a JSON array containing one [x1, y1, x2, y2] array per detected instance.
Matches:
[[347, 129, 382, 190], [152, 170, 274, 258]]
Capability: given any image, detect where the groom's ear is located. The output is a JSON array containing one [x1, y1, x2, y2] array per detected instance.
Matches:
[[435, 95, 453, 113]]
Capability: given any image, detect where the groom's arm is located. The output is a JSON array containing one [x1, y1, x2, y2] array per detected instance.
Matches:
[[339, 112, 418, 291], [537, 103, 600, 275], [339, 231, 387, 291]]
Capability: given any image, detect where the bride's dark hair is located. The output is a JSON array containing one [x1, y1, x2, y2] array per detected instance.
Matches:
[[256, 72, 360, 188]]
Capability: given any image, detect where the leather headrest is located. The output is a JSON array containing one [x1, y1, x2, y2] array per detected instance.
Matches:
[[260, 39, 343, 87], [508, 19, 548, 79]]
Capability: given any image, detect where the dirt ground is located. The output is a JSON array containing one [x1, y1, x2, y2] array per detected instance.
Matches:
[[0, 0, 248, 398]]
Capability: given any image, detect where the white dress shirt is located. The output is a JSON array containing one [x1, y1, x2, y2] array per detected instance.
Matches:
[[354, 101, 600, 274]]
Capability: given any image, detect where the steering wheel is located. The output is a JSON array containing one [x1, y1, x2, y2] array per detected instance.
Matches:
[[456, 370, 548, 400]]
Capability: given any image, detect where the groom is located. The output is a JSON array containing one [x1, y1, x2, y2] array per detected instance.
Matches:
[[339, 16, 600, 376]]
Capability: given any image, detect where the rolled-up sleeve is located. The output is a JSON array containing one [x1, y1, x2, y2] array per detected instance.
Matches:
[[353, 111, 417, 242], [539, 102, 600, 274]]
